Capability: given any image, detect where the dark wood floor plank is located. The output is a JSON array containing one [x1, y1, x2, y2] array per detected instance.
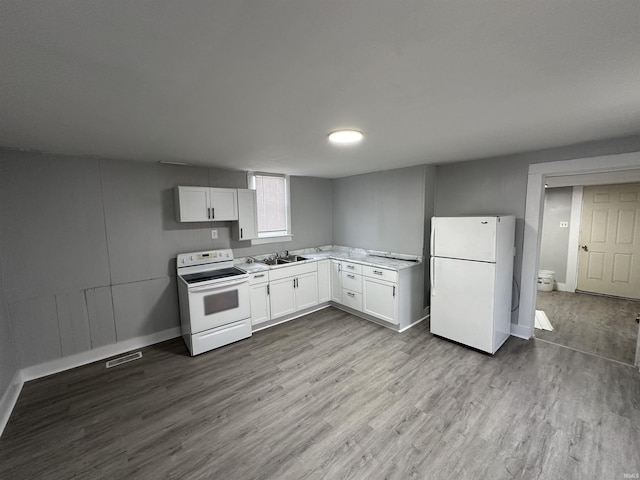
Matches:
[[536, 290, 639, 364], [1, 306, 639, 480]]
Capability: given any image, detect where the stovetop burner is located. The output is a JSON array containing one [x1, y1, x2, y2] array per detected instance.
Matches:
[[182, 267, 246, 284]]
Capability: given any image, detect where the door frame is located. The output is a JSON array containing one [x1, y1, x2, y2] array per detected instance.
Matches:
[[517, 152, 640, 340]]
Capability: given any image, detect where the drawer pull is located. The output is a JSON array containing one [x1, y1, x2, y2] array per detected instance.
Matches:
[[347, 265, 355, 269], [347, 274, 355, 279], [254, 274, 265, 278], [373, 270, 383, 275], [347, 292, 355, 298]]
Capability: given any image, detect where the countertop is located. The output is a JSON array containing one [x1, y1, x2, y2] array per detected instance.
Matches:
[[235, 248, 421, 273]]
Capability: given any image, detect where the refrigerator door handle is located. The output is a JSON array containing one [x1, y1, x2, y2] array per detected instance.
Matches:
[[430, 257, 435, 295]]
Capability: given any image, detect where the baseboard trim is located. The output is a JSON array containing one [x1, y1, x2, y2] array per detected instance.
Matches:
[[398, 314, 429, 333], [511, 323, 533, 340], [21, 327, 182, 382], [556, 282, 574, 293], [252, 304, 330, 333], [0, 370, 24, 438]]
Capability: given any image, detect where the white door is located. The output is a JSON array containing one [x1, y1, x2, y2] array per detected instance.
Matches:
[[237, 189, 258, 240], [330, 260, 342, 303], [295, 272, 319, 311], [317, 260, 331, 303], [176, 186, 210, 222], [577, 183, 640, 299], [269, 277, 296, 319], [363, 277, 397, 324], [210, 188, 238, 221], [430, 257, 496, 353], [249, 283, 270, 325], [432, 217, 497, 262]]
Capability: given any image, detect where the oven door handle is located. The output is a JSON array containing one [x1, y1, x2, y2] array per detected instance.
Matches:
[[187, 277, 248, 292]]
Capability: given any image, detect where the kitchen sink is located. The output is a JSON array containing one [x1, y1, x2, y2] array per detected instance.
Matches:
[[258, 255, 308, 266], [281, 255, 308, 262]]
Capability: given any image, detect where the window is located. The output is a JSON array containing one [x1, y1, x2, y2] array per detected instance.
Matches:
[[248, 172, 292, 242]]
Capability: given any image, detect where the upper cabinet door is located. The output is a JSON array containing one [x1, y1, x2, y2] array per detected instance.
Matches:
[[235, 189, 258, 240], [175, 186, 210, 222], [210, 188, 238, 221]]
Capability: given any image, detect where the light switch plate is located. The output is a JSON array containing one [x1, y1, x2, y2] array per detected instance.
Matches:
[[560, 221, 569, 228], [211, 229, 218, 239]]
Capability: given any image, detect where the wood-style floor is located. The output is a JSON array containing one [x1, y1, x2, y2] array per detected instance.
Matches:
[[536, 290, 640, 365], [1, 307, 639, 480]]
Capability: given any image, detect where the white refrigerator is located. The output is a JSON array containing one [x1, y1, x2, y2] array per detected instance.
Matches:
[[430, 216, 516, 354]]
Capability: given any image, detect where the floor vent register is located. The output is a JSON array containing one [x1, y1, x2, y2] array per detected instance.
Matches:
[[106, 351, 143, 368]]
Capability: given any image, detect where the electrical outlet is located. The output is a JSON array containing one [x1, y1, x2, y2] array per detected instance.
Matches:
[[559, 221, 569, 228], [211, 229, 218, 239]]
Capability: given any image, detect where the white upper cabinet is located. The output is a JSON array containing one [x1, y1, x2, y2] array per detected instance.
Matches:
[[175, 186, 210, 222], [210, 188, 238, 221], [233, 189, 258, 240], [174, 186, 238, 222]]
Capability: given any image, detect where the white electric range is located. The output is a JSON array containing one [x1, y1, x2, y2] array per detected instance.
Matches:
[[177, 249, 251, 355]]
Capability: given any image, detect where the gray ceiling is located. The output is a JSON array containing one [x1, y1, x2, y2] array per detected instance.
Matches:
[[2, 1, 640, 178]]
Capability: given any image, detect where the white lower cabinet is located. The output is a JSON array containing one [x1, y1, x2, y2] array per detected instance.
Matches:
[[249, 283, 270, 326], [268, 263, 319, 321], [248, 256, 422, 331], [363, 276, 398, 325], [269, 277, 297, 319], [330, 260, 342, 303], [317, 260, 330, 303], [342, 289, 362, 311], [249, 272, 271, 326], [295, 272, 319, 310]]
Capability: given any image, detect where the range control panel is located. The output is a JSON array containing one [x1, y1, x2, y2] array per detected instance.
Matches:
[[177, 249, 234, 267]]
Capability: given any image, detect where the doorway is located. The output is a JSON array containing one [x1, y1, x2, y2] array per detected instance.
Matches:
[[519, 152, 640, 369], [535, 184, 640, 364]]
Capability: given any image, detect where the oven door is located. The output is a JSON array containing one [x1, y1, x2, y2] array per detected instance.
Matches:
[[187, 277, 250, 333]]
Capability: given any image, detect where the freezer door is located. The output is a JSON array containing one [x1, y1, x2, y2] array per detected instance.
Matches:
[[430, 257, 495, 353], [431, 216, 497, 262]]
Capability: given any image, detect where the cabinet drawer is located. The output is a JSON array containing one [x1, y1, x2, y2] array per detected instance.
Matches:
[[342, 289, 362, 311], [248, 272, 269, 285], [342, 262, 362, 274], [268, 262, 317, 281], [341, 271, 362, 293], [362, 265, 397, 283]]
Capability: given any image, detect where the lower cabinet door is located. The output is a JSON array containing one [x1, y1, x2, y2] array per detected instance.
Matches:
[[317, 260, 331, 303], [295, 272, 319, 311], [249, 283, 270, 325], [270, 277, 296, 319], [330, 260, 342, 303], [363, 278, 398, 324]]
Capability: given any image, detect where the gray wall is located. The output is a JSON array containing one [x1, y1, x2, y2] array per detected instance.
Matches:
[[0, 149, 333, 369], [0, 253, 19, 400], [333, 165, 428, 256], [434, 134, 640, 324], [539, 187, 572, 283]]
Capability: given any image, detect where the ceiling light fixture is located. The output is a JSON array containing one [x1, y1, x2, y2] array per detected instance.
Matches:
[[159, 160, 190, 166], [328, 129, 364, 144]]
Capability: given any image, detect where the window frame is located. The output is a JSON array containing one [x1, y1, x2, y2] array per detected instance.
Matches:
[[247, 172, 293, 245]]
